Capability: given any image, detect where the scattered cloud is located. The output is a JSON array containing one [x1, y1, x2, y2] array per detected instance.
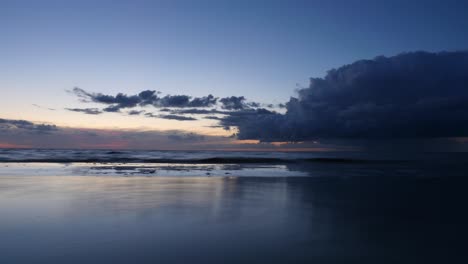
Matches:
[[168, 108, 221, 115], [32, 104, 56, 111], [67, 88, 271, 123], [66, 108, 103, 115], [219, 96, 248, 110], [158, 115, 198, 121], [69, 88, 221, 112], [127, 110, 145, 115], [186, 94, 218, 107]]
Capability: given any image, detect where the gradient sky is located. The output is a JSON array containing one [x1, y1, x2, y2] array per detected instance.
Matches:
[[1, 0, 468, 149]]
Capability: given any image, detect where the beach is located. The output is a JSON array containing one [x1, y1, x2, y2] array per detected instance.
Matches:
[[1, 150, 467, 263]]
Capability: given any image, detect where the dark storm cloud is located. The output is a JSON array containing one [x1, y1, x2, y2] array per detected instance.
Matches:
[[218, 108, 280, 135], [0, 118, 57, 134], [277, 103, 286, 108], [66, 108, 103, 115], [219, 108, 276, 127], [247, 102, 261, 108], [231, 51, 468, 141]]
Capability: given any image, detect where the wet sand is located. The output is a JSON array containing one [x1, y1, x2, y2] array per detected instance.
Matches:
[[1, 175, 467, 263]]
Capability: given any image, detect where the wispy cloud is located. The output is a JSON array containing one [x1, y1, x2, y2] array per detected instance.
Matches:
[[32, 104, 56, 111], [157, 115, 198, 121], [66, 108, 103, 115]]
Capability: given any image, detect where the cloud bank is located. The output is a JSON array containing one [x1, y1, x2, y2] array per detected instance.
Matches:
[[0, 118, 57, 134], [0, 118, 215, 149], [230, 51, 468, 141], [0, 117, 334, 151]]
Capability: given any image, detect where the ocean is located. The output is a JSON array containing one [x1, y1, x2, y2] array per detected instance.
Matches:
[[0, 149, 467, 263]]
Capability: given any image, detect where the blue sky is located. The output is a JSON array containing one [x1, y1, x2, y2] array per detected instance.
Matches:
[[1, 0, 468, 149]]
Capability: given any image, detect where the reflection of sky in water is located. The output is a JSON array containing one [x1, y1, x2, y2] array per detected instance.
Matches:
[[0, 163, 309, 177], [0, 175, 467, 263], [0, 176, 313, 263], [3, 159, 468, 178]]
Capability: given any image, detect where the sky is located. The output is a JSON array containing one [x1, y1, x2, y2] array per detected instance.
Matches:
[[1, 0, 468, 150]]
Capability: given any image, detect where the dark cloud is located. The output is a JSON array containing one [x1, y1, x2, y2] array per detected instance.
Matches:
[[231, 51, 468, 141], [66, 108, 103, 115], [102, 105, 122, 112], [156, 94, 217, 108], [70, 88, 220, 111], [158, 115, 198, 121], [187, 95, 217, 107], [204, 116, 222, 120], [69, 88, 141, 111], [247, 102, 261, 108], [168, 109, 225, 115], [277, 103, 286, 108], [219, 96, 248, 110], [218, 108, 280, 135], [69, 88, 265, 124], [0, 118, 57, 134], [158, 95, 190, 107], [138, 90, 159, 106], [127, 110, 145, 115]]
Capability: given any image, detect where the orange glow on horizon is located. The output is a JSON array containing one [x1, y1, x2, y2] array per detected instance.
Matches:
[[0, 142, 32, 149], [231, 139, 260, 144]]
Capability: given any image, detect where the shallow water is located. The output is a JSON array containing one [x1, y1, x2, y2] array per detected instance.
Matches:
[[1, 174, 467, 263]]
